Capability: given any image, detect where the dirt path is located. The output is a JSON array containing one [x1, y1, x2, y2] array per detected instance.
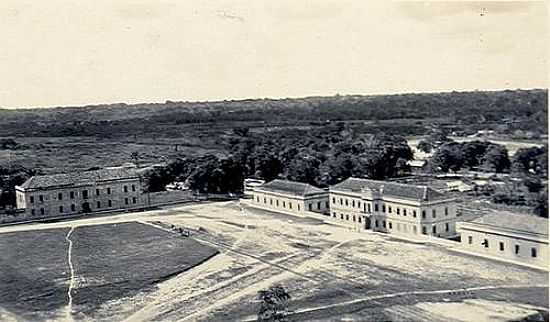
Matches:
[[64, 226, 76, 322]]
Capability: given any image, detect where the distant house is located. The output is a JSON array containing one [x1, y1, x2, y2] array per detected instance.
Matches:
[[329, 178, 459, 238], [457, 212, 548, 270], [407, 160, 427, 173], [243, 178, 266, 197], [446, 180, 474, 192], [15, 166, 144, 219], [250, 179, 329, 215]]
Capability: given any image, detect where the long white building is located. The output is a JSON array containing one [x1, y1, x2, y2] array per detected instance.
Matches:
[[250, 179, 329, 215], [457, 212, 548, 270], [329, 177, 459, 238], [15, 167, 144, 219]]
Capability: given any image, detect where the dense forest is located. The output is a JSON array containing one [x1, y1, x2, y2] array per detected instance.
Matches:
[[0, 89, 546, 137]]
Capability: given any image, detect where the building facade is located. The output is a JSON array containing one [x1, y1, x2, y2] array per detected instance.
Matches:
[[329, 178, 459, 237], [456, 212, 548, 270], [15, 167, 144, 218], [250, 179, 329, 216]]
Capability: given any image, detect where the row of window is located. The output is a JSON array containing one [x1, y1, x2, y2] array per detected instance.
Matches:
[[331, 212, 363, 223], [467, 236, 538, 258], [29, 185, 137, 203], [255, 196, 328, 211], [331, 196, 450, 219], [374, 220, 450, 234], [30, 197, 138, 215]]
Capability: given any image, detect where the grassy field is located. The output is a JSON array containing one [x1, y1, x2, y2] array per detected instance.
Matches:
[[0, 222, 218, 321]]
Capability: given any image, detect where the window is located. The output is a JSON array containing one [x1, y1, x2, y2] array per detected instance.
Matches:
[[97, 201, 101, 208], [276, 200, 279, 206], [413, 210, 417, 218], [270, 199, 273, 205], [388, 206, 392, 214], [515, 245, 520, 254], [403, 209, 407, 216], [352, 200, 355, 207], [389, 222, 393, 229], [256, 196, 260, 202], [432, 209, 436, 218], [39, 195, 44, 202], [82, 190, 88, 199], [289, 202, 292, 209], [70, 191, 75, 199], [317, 202, 321, 210], [445, 223, 449, 232], [308, 203, 312, 211], [332, 197, 336, 204], [499, 242, 504, 251], [332, 212, 336, 218], [353, 215, 356, 222], [71, 204, 76, 211], [31, 209, 35, 215], [132, 197, 137, 204], [382, 205, 386, 212], [298, 205, 301, 211], [382, 220, 386, 228], [59, 206, 64, 213], [96, 189, 100, 196], [340, 214, 344, 219], [124, 186, 128, 193], [58, 193, 63, 200], [107, 187, 111, 194], [432, 226, 437, 234], [445, 207, 448, 216], [339, 198, 343, 205], [396, 208, 400, 215], [375, 220, 379, 227], [125, 198, 129, 205], [263, 197, 266, 203], [367, 204, 371, 213], [358, 217, 362, 223], [374, 204, 378, 212], [358, 201, 361, 208], [282, 201, 286, 208], [483, 239, 489, 248], [422, 210, 426, 219], [108, 200, 112, 207], [422, 226, 427, 235], [468, 236, 473, 244], [325, 201, 329, 209], [40, 208, 44, 215], [531, 248, 537, 258], [30, 196, 34, 203], [132, 184, 136, 192], [345, 199, 348, 206], [346, 214, 349, 220]]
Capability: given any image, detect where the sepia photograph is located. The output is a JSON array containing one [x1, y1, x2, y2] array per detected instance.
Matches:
[[0, 1, 548, 321]]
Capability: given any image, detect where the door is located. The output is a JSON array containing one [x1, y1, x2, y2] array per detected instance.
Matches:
[[82, 202, 91, 213]]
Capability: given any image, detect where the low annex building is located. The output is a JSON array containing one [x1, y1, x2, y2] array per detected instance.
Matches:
[[250, 179, 329, 215], [456, 212, 548, 270], [329, 177, 459, 238], [15, 167, 144, 218]]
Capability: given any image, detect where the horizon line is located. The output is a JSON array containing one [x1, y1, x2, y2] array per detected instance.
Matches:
[[1, 87, 547, 110]]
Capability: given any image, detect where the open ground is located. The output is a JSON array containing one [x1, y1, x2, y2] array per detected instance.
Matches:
[[0, 201, 547, 321]]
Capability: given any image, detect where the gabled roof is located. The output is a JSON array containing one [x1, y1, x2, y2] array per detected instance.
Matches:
[[330, 177, 448, 202], [467, 212, 548, 236], [18, 167, 139, 190], [256, 179, 326, 197]]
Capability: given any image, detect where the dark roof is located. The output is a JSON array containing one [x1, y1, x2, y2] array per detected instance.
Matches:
[[18, 167, 139, 190], [256, 179, 326, 197], [468, 211, 548, 236], [330, 177, 448, 202]]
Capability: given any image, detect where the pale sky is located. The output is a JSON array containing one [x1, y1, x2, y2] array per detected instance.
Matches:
[[0, 1, 547, 108]]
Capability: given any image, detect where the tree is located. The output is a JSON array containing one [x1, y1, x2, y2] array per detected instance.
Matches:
[[417, 140, 433, 153], [480, 145, 510, 173], [512, 146, 548, 178], [257, 285, 291, 322]]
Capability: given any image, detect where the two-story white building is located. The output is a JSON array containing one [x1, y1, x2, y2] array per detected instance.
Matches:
[[15, 167, 144, 218], [457, 212, 548, 270], [329, 177, 459, 238], [250, 179, 329, 216]]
